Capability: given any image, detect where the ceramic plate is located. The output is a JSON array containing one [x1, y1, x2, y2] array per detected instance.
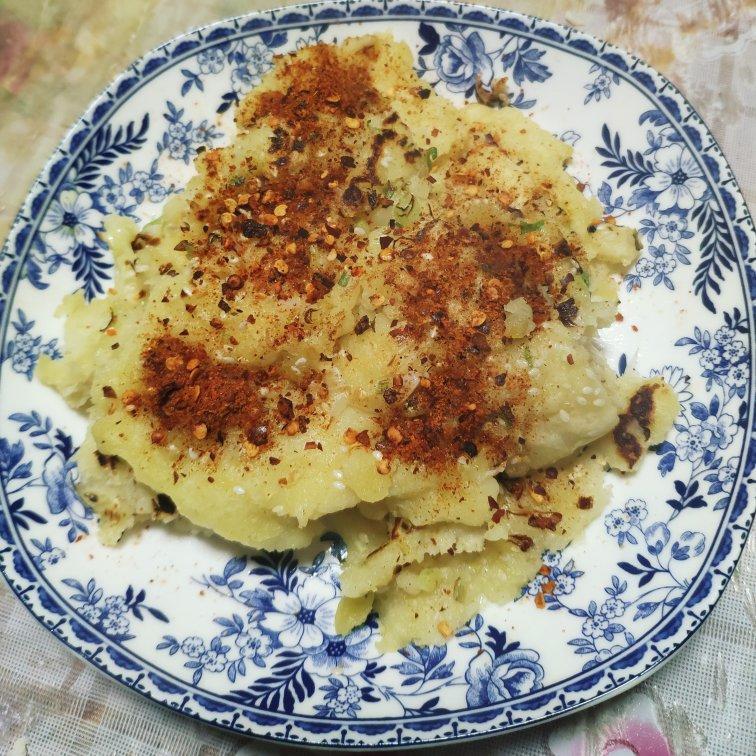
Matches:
[[0, 1, 753, 748]]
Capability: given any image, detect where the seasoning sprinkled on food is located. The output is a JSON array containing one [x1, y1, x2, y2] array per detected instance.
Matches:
[[38, 34, 678, 651]]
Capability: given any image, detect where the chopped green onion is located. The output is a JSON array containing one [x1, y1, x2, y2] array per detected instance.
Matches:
[[580, 270, 590, 289], [426, 146, 438, 169], [520, 219, 545, 233], [394, 191, 415, 215]]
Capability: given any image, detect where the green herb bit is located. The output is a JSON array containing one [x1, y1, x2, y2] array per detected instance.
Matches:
[[426, 146, 438, 169], [520, 219, 545, 233], [523, 345, 534, 367], [579, 270, 590, 289], [394, 192, 415, 215], [229, 175, 245, 187], [337, 271, 350, 287]]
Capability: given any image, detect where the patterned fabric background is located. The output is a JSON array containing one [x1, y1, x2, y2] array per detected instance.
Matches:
[[0, 1, 753, 754]]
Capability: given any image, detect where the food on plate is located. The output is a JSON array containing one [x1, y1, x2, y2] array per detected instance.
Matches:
[[39, 35, 678, 649]]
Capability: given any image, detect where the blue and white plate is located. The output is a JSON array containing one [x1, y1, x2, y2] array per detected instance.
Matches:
[[0, 1, 753, 748]]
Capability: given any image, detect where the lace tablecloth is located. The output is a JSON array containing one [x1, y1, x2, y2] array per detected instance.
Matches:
[[0, 1, 753, 754]]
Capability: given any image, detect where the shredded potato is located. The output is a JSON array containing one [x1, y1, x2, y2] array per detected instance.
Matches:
[[38, 36, 677, 648]]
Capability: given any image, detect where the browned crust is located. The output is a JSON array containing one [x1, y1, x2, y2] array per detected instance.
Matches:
[[612, 384, 658, 468]]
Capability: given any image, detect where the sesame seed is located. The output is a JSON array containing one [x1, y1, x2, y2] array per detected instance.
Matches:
[[164, 356, 184, 371], [344, 428, 358, 444], [470, 310, 487, 327], [387, 426, 403, 444], [437, 620, 453, 638], [285, 420, 299, 435], [121, 389, 137, 405]]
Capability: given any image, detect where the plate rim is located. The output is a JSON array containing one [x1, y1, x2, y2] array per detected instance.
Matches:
[[0, 0, 753, 748]]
